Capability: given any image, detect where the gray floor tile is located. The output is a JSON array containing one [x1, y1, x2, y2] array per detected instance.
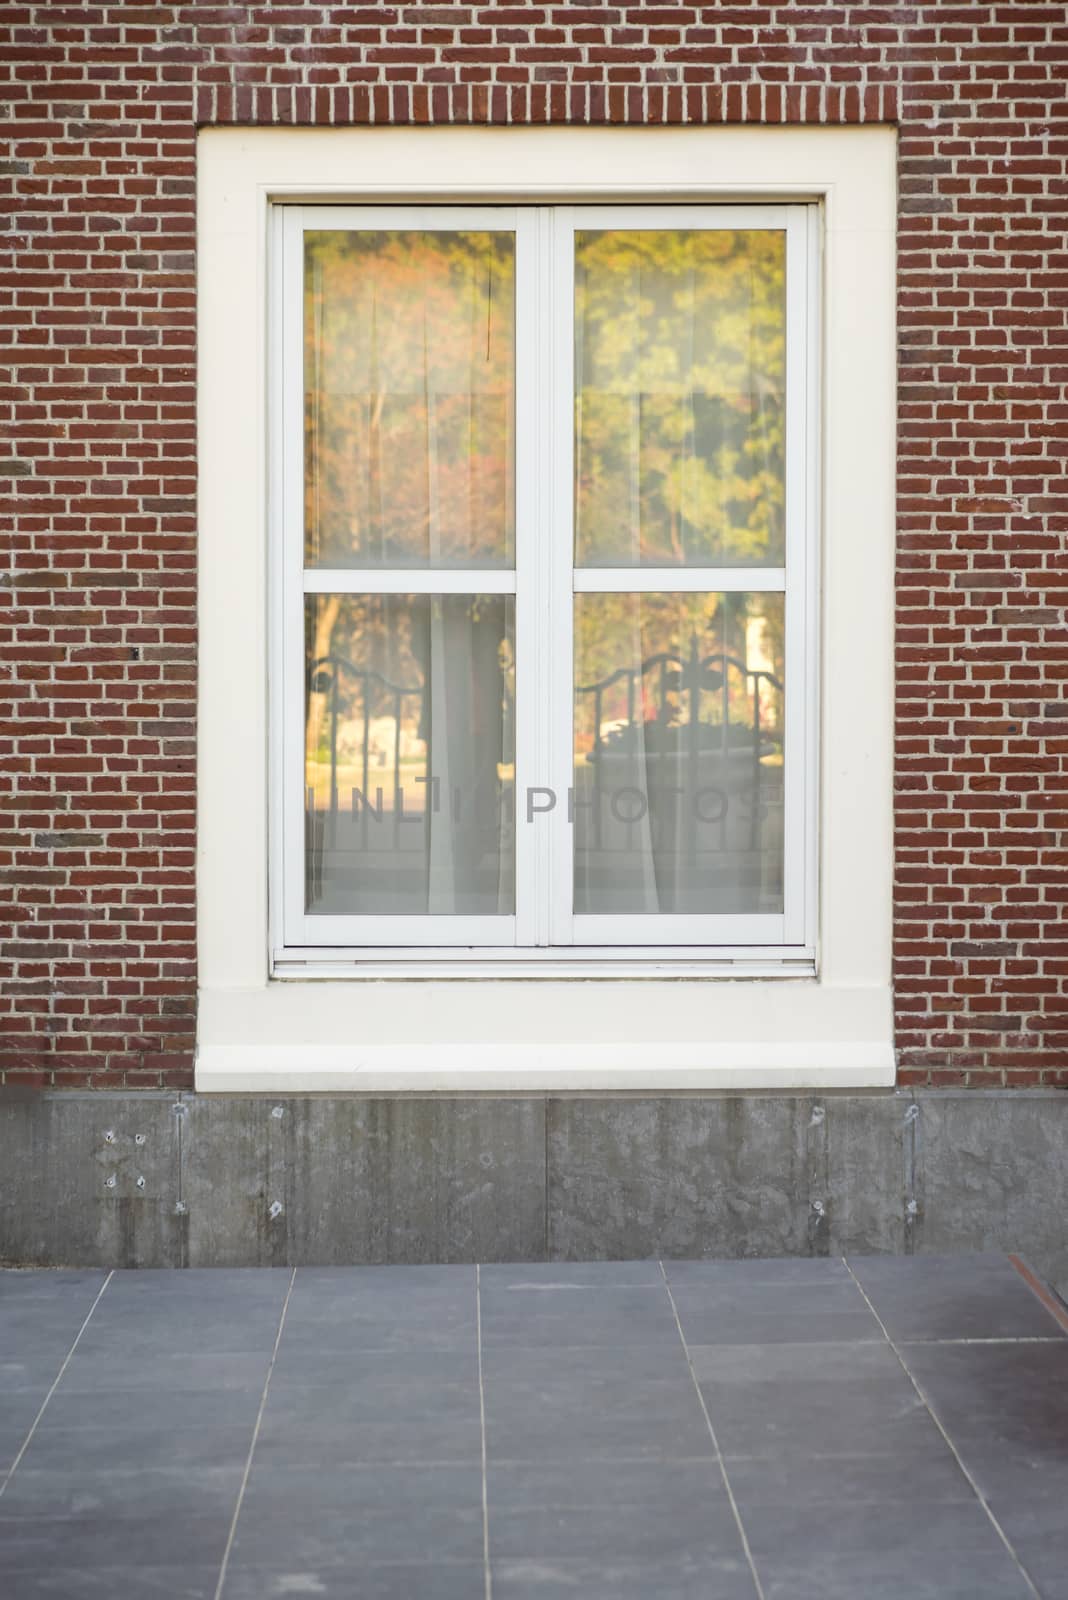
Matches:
[[0, 1270, 108, 1305], [14, 1421, 255, 1475], [55, 1351, 272, 1394], [0, 1272, 109, 1370], [0, 1463, 243, 1520], [297, 1264, 477, 1292], [723, 1447, 975, 1508], [482, 1342, 690, 1385], [269, 1345, 479, 1390], [689, 1337, 904, 1387], [491, 1555, 758, 1599], [0, 1392, 47, 1462], [901, 1337, 1068, 1420], [993, 1504, 1068, 1600], [900, 1341, 1068, 1502], [103, 1267, 290, 1295], [743, 1497, 1016, 1560], [485, 1379, 713, 1463], [254, 1406, 482, 1467], [32, 1385, 265, 1432], [691, 1342, 939, 1458], [847, 1253, 1066, 1342], [999, 1556, 1068, 1600], [483, 1261, 664, 1287], [261, 1371, 481, 1426], [242, 1459, 481, 1514], [232, 1464, 483, 1566], [963, 1453, 1068, 1510], [0, 1256, 1060, 1600], [479, 1283, 680, 1348], [280, 1279, 477, 1352], [0, 1324, 92, 1373], [223, 1564, 484, 1600], [756, 1551, 1035, 1600], [484, 1368, 700, 1424], [73, 1312, 284, 1359], [670, 1279, 883, 1345], [1, 1355, 70, 1391], [0, 1569, 217, 1599], [664, 1257, 853, 1287], [488, 1489, 741, 1561], [488, 1456, 726, 1506], [0, 1512, 232, 1570]]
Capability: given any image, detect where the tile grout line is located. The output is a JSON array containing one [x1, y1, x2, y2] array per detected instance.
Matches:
[[901, 1336, 1064, 1347], [213, 1266, 298, 1600], [476, 1262, 493, 1600], [842, 1257, 1044, 1600], [0, 1269, 114, 1500], [658, 1261, 767, 1600]]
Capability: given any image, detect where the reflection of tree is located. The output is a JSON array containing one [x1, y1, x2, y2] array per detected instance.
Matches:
[[575, 229, 785, 567], [304, 230, 515, 569], [305, 593, 342, 770], [303, 226, 786, 786]]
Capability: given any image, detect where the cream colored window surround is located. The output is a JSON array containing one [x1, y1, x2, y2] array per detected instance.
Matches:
[[196, 125, 897, 1092]]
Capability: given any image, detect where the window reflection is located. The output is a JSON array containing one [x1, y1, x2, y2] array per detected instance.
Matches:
[[305, 594, 515, 916], [574, 592, 785, 914], [575, 230, 785, 567], [305, 231, 515, 569]]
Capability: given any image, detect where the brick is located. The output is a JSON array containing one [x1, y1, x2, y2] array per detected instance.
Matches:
[[1, 3, 1065, 1088]]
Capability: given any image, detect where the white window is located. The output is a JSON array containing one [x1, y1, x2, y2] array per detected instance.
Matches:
[[197, 126, 895, 1089], [275, 203, 815, 963]]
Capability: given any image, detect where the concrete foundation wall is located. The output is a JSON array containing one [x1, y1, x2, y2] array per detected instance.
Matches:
[[1, 1090, 1066, 1299]]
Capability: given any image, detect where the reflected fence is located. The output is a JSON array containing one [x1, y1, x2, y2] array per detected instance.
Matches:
[[305, 634, 783, 870]]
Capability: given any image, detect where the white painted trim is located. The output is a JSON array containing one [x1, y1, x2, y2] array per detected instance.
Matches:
[[197, 125, 896, 1090], [272, 951, 815, 978], [280, 198, 802, 955], [302, 570, 518, 595], [198, 1043, 894, 1094], [197, 977, 894, 1090]]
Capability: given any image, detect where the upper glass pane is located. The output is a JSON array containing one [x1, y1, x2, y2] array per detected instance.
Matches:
[[304, 231, 516, 569], [574, 230, 785, 568]]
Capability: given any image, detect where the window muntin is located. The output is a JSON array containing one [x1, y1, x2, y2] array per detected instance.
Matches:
[[278, 204, 813, 958]]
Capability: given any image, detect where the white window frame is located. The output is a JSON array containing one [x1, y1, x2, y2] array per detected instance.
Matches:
[[196, 126, 896, 1091], [276, 202, 815, 961]]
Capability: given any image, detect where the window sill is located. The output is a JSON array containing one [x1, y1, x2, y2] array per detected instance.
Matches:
[[195, 977, 894, 1092], [270, 949, 817, 980]]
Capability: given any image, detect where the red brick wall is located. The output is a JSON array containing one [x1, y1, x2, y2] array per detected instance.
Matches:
[[1, 3, 1065, 1090]]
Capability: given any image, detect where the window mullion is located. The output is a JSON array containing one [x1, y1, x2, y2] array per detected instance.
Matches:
[[547, 205, 576, 947], [513, 208, 542, 947]]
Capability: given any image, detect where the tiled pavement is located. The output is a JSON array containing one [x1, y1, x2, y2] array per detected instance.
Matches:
[[1, 1255, 1067, 1599]]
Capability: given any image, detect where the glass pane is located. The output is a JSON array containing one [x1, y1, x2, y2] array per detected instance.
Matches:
[[575, 230, 785, 568], [574, 592, 784, 915], [305, 231, 515, 569], [305, 593, 515, 915]]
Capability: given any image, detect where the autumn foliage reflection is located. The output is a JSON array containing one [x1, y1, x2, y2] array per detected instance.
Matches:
[[302, 226, 787, 916]]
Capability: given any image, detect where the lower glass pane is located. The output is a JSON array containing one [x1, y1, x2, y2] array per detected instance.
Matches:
[[574, 592, 785, 915], [305, 594, 515, 916]]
